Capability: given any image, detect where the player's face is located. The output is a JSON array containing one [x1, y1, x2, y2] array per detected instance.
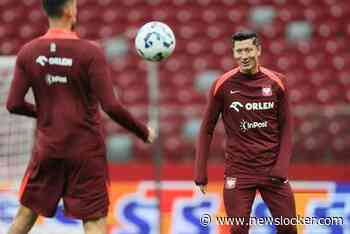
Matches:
[[233, 38, 261, 74]]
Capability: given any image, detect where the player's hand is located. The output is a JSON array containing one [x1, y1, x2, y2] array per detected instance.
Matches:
[[197, 185, 207, 195], [146, 126, 156, 143], [270, 176, 288, 185]]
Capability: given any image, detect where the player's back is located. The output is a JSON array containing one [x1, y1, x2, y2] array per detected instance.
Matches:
[[19, 29, 106, 158]]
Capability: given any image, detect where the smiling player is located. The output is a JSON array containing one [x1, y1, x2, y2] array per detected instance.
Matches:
[[194, 31, 297, 234]]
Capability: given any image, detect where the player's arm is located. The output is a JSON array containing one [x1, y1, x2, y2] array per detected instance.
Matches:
[[6, 54, 37, 118], [88, 46, 150, 142], [194, 81, 222, 190], [270, 78, 293, 181]]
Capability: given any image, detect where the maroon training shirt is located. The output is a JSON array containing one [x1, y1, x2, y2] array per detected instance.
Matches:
[[7, 28, 149, 159], [195, 67, 293, 185]]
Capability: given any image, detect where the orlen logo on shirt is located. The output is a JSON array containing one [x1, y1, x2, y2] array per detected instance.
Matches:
[[240, 120, 268, 132], [36, 55, 73, 67], [230, 101, 274, 112], [46, 74, 68, 86]]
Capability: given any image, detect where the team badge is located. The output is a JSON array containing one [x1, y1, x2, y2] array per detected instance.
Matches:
[[262, 86, 272, 96], [225, 177, 237, 189]]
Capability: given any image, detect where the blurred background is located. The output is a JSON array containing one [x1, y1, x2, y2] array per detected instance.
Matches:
[[0, 0, 349, 233]]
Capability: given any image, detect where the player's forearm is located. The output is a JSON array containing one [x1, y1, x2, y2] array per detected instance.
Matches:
[[194, 81, 222, 185], [272, 130, 292, 177], [271, 116, 293, 179], [104, 103, 148, 142], [194, 129, 213, 186], [6, 101, 37, 118]]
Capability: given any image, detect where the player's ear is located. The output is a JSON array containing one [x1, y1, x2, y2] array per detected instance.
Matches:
[[257, 45, 262, 56], [232, 44, 238, 58], [63, 1, 74, 19]]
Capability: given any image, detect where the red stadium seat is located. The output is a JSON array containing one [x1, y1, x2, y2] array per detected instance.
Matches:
[[0, 25, 16, 38], [294, 40, 323, 56], [0, 39, 20, 54], [294, 132, 328, 161], [303, 53, 327, 70], [289, 85, 317, 104], [309, 70, 333, 87], [226, 7, 249, 23], [325, 38, 346, 55], [327, 116, 348, 136], [330, 134, 350, 161], [337, 71, 350, 88], [259, 22, 285, 40], [276, 6, 305, 22], [19, 25, 36, 40], [26, 9, 45, 23], [163, 134, 189, 161], [303, 6, 327, 22], [316, 20, 342, 39], [102, 9, 123, 24], [315, 85, 343, 105]]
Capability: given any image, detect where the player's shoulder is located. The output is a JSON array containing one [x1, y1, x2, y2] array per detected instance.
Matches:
[[79, 40, 105, 59], [15, 38, 40, 60], [17, 36, 90, 53], [212, 67, 240, 96], [260, 66, 287, 91], [82, 39, 103, 51]]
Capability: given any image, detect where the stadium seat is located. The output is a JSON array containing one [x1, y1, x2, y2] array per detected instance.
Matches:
[[289, 85, 317, 104], [163, 134, 188, 161], [338, 71, 350, 87], [325, 38, 346, 55], [330, 134, 350, 161], [0, 25, 16, 38], [309, 70, 333, 87], [303, 6, 327, 22], [294, 133, 329, 161], [226, 7, 249, 23], [327, 116, 348, 136], [259, 22, 285, 40], [0, 39, 20, 54], [316, 20, 342, 39]]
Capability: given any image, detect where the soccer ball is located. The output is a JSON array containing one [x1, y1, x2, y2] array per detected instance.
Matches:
[[135, 21, 176, 62]]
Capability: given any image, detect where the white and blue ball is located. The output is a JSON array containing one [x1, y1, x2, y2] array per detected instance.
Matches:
[[135, 21, 176, 62]]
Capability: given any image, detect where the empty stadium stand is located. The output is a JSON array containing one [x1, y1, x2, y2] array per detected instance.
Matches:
[[0, 0, 349, 163]]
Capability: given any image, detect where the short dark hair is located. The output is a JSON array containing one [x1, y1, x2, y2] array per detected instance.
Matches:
[[232, 31, 260, 47], [42, 0, 71, 18]]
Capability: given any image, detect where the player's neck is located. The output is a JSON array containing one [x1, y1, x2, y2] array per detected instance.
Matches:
[[48, 19, 73, 32]]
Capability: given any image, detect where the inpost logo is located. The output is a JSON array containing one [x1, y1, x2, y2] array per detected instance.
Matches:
[[240, 120, 268, 132], [45, 74, 68, 86]]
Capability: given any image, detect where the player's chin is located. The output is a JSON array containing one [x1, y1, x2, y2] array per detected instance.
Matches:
[[240, 64, 252, 73]]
